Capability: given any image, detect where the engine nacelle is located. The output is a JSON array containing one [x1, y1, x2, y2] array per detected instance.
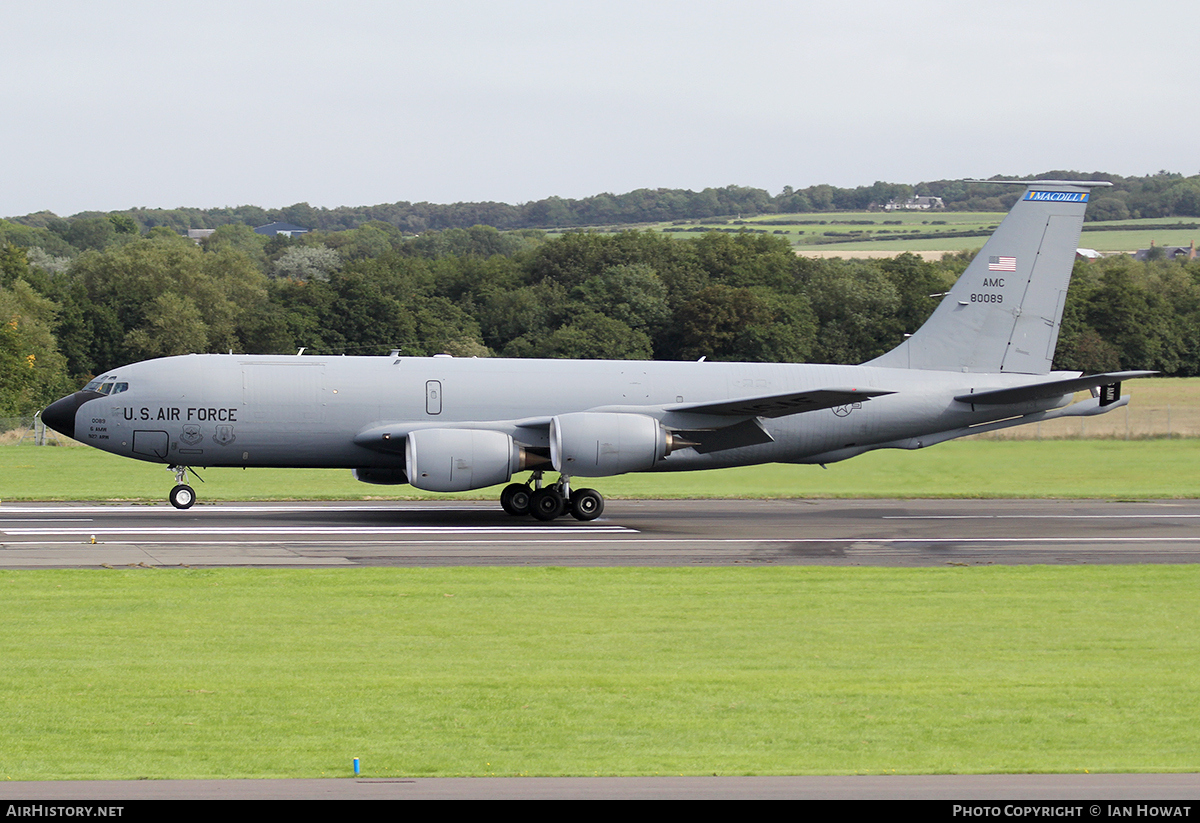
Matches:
[[351, 467, 409, 485], [405, 428, 523, 492], [550, 412, 677, 477]]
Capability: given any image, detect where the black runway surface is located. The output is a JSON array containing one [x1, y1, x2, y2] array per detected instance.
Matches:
[[2, 498, 1200, 568]]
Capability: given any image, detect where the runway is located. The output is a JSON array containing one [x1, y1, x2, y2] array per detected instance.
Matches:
[[4, 773, 1200, 800], [2, 498, 1200, 568], [5, 498, 1197, 800]]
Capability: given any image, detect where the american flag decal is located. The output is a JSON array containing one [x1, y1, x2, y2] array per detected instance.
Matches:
[[988, 255, 1017, 272]]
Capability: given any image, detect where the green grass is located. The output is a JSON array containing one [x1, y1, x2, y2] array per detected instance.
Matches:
[[2, 565, 1197, 779], [2, 438, 1198, 502]]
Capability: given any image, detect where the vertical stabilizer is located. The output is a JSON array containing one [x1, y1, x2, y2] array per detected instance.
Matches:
[[868, 180, 1110, 374]]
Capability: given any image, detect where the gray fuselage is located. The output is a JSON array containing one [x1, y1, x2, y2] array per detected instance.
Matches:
[[66, 353, 1073, 473]]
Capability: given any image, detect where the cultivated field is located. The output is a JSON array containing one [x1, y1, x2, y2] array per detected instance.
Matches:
[[561, 212, 1200, 256]]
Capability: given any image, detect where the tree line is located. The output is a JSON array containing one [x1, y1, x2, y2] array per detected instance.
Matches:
[[2, 223, 1198, 418], [4, 172, 1200, 242]]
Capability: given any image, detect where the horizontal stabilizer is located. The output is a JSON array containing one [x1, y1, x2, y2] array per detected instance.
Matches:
[[955, 371, 1157, 405], [669, 387, 893, 418]]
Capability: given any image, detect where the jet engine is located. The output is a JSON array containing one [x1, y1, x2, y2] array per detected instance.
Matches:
[[406, 428, 540, 492], [550, 412, 689, 476]]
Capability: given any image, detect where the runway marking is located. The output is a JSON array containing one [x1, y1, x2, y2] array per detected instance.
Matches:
[[885, 514, 1200, 519], [5, 536, 1200, 546], [1, 526, 636, 536], [0, 505, 497, 514], [0, 519, 93, 523]]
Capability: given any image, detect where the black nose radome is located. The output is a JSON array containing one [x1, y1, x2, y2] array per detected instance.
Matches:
[[41, 391, 102, 440]]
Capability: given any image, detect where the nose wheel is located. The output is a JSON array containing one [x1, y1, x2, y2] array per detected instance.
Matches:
[[167, 465, 200, 509], [169, 484, 196, 509]]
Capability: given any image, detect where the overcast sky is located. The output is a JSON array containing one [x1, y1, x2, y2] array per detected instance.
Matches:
[[3, 0, 1197, 218]]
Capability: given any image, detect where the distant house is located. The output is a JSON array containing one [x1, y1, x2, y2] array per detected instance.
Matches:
[[254, 222, 310, 237], [883, 196, 944, 211], [1076, 248, 1103, 262], [1133, 240, 1196, 261], [186, 229, 216, 242]]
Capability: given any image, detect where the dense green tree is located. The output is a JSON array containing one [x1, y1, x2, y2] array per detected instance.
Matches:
[[507, 311, 652, 360], [1085, 259, 1158, 370], [64, 217, 116, 252], [0, 244, 31, 288], [202, 223, 269, 269], [668, 284, 814, 362], [804, 260, 903, 363], [877, 252, 953, 335], [41, 275, 99, 377], [0, 222, 75, 257], [486, 281, 574, 354], [1054, 263, 1122, 373], [267, 277, 338, 353], [429, 254, 525, 306], [528, 230, 692, 291], [573, 264, 671, 336], [67, 235, 270, 364], [0, 279, 73, 415], [690, 232, 798, 292], [123, 293, 209, 360], [400, 225, 525, 259], [321, 270, 414, 355], [338, 223, 401, 260], [276, 202, 321, 229], [1087, 196, 1131, 222], [109, 214, 139, 235]]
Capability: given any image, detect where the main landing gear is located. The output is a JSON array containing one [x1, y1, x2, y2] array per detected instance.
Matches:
[[167, 465, 199, 509], [500, 472, 604, 522]]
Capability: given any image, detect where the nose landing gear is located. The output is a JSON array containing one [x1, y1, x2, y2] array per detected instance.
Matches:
[[167, 465, 200, 509]]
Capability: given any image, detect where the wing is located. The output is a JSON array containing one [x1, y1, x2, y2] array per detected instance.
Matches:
[[353, 388, 895, 458], [665, 387, 894, 418]]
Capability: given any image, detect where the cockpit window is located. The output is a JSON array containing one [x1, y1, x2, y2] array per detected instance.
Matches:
[[83, 378, 128, 395]]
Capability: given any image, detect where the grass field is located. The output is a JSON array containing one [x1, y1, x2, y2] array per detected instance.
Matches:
[[977, 377, 1200, 440], [2, 438, 1198, 502], [2, 565, 1198, 779]]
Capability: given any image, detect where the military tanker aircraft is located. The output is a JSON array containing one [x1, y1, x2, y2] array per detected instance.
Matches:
[[41, 180, 1152, 520]]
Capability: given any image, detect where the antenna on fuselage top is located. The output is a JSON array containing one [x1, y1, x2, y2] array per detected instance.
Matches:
[[296, 347, 305, 356]]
